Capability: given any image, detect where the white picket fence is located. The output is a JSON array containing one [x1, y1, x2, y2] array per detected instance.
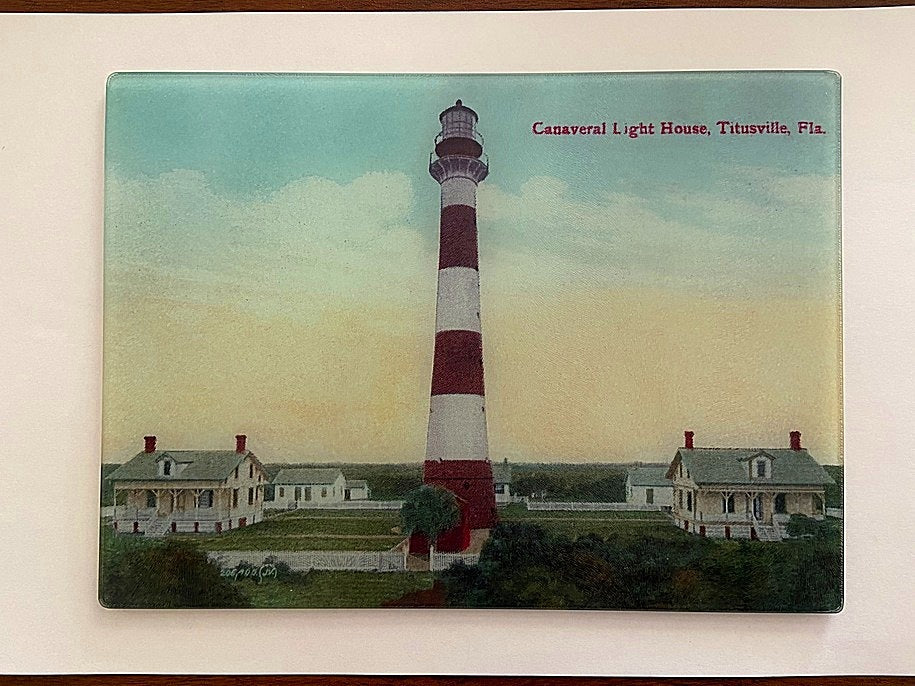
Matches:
[[826, 507, 843, 519], [430, 550, 481, 571], [526, 501, 664, 512], [208, 549, 407, 572]]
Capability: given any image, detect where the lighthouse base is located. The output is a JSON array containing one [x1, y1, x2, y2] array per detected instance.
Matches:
[[423, 459, 498, 531]]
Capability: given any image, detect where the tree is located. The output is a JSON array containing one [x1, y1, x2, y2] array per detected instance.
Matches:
[[513, 472, 567, 500], [400, 485, 460, 544]]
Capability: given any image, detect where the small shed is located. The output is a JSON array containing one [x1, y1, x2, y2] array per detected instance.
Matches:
[[626, 466, 673, 507]]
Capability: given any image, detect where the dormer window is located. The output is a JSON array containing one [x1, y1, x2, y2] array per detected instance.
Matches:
[[751, 455, 772, 479], [158, 457, 174, 477]]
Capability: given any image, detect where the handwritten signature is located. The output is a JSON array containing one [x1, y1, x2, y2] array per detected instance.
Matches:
[[221, 563, 278, 582]]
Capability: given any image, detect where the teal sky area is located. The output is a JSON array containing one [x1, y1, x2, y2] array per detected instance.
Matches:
[[103, 72, 842, 464]]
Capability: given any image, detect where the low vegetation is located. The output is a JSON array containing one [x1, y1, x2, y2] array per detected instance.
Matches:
[[99, 528, 248, 608], [439, 520, 843, 612]]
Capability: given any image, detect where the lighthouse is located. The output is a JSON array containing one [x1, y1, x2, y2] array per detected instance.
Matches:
[[423, 100, 497, 542]]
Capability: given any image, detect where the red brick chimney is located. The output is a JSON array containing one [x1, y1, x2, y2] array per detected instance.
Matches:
[[684, 430, 694, 450], [235, 434, 247, 453], [144, 435, 157, 453], [790, 431, 802, 451]]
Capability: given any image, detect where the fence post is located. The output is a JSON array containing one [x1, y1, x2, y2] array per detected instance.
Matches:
[[429, 545, 435, 572]]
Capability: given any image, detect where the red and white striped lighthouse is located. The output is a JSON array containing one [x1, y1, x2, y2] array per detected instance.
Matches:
[[423, 100, 497, 536]]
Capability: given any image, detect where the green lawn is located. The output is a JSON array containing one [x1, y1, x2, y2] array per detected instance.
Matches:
[[193, 535, 403, 551], [273, 509, 401, 521], [237, 571, 434, 608], [499, 503, 668, 521], [183, 505, 672, 551], [175, 510, 405, 552], [497, 503, 678, 540]]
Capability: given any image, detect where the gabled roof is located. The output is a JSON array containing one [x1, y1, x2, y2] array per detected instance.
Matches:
[[627, 466, 671, 487], [108, 450, 260, 482], [492, 462, 512, 484], [667, 448, 835, 486], [345, 479, 368, 488], [273, 467, 343, 485]]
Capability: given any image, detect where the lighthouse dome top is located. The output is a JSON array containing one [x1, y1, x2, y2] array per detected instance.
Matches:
[[439, 99, 479, 122]]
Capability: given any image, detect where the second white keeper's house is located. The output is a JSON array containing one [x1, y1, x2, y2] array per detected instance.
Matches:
[[267, 467, 347, 509]]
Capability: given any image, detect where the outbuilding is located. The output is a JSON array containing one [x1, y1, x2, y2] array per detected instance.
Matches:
[[625, 466, 673, 507]]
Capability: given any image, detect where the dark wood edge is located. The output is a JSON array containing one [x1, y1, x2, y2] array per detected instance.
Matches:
[[0, 0, 912, 11], [0, 678, 913, 685]]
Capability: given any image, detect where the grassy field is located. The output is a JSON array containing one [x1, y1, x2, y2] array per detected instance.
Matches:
[[178, 509, 406, 552], [498, 503, 678, 541], [236, 571, 434, 608]]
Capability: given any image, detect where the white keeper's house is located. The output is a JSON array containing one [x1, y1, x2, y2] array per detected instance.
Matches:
[[266, 467, 347, 509], [625, 466, 673, 507], [667, 430, 834, 541], [108, 434, 268, 536]]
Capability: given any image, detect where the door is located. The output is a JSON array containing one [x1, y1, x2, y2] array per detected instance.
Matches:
[[753, 495, 763, 520], [774, 493, 787, 514]]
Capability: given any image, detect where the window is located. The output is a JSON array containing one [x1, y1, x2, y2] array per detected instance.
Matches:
[[232, 489, 238, 508], [678, 490, 683, 508], [279, 487, 285, 498], [199, 490, 213, 508], [146, 491, 157, 508], [322, 487, 328, 498], [722, 494, 735, 513], [646, 488, 654, 505], [678, 463, 683, 477], [495, 484, 505, 494], [163, 461, 171, 476], [248, 487, 254, 505], [249, 464, 254, 479], [686, 492, 693, 511], [756, 460, 766, 477], [294, 487, 301, 501], [303, 487, 311, 501], [234, 466, 239, 479]]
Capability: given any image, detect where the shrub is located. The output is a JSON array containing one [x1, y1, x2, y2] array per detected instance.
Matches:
[[99, 532, 249, 608]]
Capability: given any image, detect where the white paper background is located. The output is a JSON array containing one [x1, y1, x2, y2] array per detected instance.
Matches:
[[1, 8, 914, 676]]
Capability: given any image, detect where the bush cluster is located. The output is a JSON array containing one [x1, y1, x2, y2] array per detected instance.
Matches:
[[440, 521, 842, 612]]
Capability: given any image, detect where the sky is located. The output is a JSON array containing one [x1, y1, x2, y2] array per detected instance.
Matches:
[[103, 72, 842, 464]]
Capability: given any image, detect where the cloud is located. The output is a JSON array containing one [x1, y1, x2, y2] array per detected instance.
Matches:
[[477, 167, 839, 298], [105, 169, 429, 311]]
